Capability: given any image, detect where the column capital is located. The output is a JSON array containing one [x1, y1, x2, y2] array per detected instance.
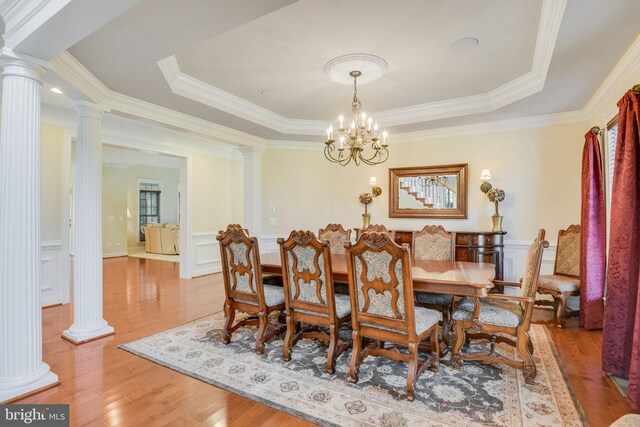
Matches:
[[73, 100, 108, 121], [238, 145, 267, 158], [0, 47, 48, 82]]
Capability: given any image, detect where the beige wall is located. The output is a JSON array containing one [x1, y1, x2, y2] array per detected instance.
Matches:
[[191, 153, 243, 233], [125, 165, 180, 247], [41, 123, 68, 242], [262, 121, 590, 243], [102, 166, 127, 254]]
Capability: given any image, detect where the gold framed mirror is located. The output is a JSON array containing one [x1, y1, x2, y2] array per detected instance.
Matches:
[[389, 164, 468, 218]]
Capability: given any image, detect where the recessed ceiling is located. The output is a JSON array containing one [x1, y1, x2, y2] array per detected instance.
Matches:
[[65, 0, 640, 141], [175, 0, 539, 120]]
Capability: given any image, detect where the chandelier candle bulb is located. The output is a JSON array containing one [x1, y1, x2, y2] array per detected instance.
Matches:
[[339, 115, 344, 129]]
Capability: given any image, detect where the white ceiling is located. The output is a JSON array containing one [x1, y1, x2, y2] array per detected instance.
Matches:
[[65, 0, 640, 141]]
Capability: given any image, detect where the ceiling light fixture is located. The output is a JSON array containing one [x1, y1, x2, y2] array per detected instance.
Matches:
[[50, 87, 63, 94], [323, 54, 389, 167]]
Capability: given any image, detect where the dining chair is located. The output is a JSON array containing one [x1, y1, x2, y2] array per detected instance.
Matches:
[[217, 224, 286, 355], [318, 223, 352, 255], [278, 230, 351, 373], [451, 229, 548, 384], [535, 224, 580, 327], [412, 225, 456, 344], [346, 230, 440, 401], [360, 224, 396, 240]]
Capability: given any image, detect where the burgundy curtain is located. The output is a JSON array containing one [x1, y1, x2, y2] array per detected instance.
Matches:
[[579, 129, 605, 329], [602, 89, 640, 410]]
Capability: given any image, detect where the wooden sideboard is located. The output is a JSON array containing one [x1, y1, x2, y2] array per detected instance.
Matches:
[[355, 229, 506, 281]]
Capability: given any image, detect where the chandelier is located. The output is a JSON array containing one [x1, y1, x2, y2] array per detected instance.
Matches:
[[324, 70, 389, 166]]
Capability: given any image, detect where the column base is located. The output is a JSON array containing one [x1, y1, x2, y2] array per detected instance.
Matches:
[[0, 369, 59, 403], [62, 324, 114, 345]]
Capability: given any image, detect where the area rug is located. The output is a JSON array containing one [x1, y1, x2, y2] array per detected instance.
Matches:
[[119, 313, 586, 426]]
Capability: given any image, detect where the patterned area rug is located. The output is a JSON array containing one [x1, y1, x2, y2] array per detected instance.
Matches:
[[120, 313, 586, 426]]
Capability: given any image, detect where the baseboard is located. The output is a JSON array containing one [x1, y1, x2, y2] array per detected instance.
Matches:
[[103, 251, 128, 258]]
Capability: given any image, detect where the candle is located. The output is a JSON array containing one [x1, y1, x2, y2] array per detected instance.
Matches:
[[328, 123, 333, 140], [339, 115, 344, 129], [361, 112, 366, 123], [351, 120, 356, 129], [382, 130, 388, 145], [374, 121, 379, 137], [367, 117, 372, 131], [326, 126, 331, 141], [339, 136, 345, 149]]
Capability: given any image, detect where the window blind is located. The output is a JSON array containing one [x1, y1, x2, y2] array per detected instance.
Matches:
[[606, 123, 618, 202]]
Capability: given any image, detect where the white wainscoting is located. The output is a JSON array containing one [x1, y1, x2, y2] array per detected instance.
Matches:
[[41, 241, 69, 307], [192, 232, 221, 277], [259, 236, 279, 254], [503, 240, 557, 282]]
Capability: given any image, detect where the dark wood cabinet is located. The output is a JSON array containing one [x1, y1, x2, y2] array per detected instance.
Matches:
[[356, 229, 506, 281]]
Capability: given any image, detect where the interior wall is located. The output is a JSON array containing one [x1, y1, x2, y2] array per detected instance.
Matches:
[[261, 120, 590, 244], [102, 166, 127, 255], [40, 122, 71, 305], [125, 165, 180, 248], [191, 153, 243, 233], [41, 123, 66, 241]]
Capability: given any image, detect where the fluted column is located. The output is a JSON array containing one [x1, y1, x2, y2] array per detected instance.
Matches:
[[238, 146, 265, 237], [62, 101, 114, 344], [0, 48, 59, 402]]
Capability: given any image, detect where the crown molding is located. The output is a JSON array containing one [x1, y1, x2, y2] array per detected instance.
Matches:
[[49, 50, 109, 103], [157, 55, 325, 135], [157, 0, 566, 134], [51, 50, 267, 149]]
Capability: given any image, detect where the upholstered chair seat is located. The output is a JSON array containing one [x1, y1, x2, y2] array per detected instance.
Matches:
[[297, 293, 352, 319], [236, 283, 285, 307], [453, 298, 524, 328], [537, 274, 580, 292], [364, 307, 441, 335], [415, 292, 454, 306]]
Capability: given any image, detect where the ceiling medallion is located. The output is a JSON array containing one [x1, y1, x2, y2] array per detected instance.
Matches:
[[323, 54, 389, 167]]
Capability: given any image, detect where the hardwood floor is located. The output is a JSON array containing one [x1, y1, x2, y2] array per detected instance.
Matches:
[[14, 257, 635, 426]]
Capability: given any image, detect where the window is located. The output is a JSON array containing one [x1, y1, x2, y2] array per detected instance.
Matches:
[[139, 183, 161, 241], [606, 116, 619, 203]]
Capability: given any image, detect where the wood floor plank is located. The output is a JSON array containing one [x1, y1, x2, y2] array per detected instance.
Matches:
[[11, 256, 635, 426]]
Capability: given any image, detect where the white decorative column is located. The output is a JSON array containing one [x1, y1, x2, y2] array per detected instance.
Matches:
[[238, 146, 265, 236], [62, 101, 114, 344], [0, 48, 59, 402]]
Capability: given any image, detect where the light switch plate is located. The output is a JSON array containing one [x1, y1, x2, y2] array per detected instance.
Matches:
[[269, 217, 277, 226], [268, 205, 276, 213]]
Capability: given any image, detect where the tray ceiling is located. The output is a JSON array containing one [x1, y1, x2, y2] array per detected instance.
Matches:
[[65, 0, 640, 141]]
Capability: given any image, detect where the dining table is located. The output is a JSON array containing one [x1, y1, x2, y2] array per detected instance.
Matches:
[[259, 252, 496, 297]]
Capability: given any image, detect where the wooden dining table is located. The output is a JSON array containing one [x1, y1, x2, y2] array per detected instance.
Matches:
[[259, 252, 496, 297]]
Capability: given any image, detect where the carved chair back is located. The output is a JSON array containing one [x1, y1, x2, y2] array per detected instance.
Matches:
[[318, 224, 351, 255], [519, 229, 548, 320], [412, 225, 456, 266], [217, 224, 265, 307], [553, 224, 581, 278], [362, 224, 396, 240], [346, 231, 417, 338], [278, 230, 338, 319]]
